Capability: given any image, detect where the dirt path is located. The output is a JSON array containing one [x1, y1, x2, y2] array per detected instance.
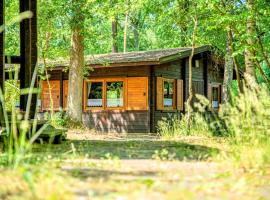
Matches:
[[53, 132, 270, 200]]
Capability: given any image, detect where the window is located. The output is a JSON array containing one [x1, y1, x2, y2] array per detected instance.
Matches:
[[106, 81, 124, 108], [212, 87, 219, 108], [208, 83, 222, 109], [87, 82, 103, 108], [156, 77, 183, 111], [163, 80, 175, 107], [84, 77, 149, 111], [84, 78, 126, 110]]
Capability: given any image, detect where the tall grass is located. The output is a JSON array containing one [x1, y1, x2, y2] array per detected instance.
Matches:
[[0, 65, 48, 168], [157, 75, 270, 168]]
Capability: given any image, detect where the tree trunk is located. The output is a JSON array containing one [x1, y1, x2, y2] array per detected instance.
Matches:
[[123, 3, 129, 53], [123, 13, 129, 53], [245, 0, 256, 78], [222, 28, 234, 103], [133, 22, 139, 51], [187, 16, 198, 125], [112, 16, 118, 53], [67, 0, 85, 123]]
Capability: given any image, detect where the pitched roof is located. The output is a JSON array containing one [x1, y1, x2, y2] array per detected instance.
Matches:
[[49, 45, 211, 68]]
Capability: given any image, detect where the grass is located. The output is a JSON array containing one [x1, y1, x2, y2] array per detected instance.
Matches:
[[0, 133, 269, 200]]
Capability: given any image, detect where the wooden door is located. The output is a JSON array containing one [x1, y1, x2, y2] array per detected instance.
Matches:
[[127, 77, 148, 110], [41, 80, 60, 111]]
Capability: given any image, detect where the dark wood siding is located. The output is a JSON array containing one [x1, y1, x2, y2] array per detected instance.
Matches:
[[152, 61, 183, 132]]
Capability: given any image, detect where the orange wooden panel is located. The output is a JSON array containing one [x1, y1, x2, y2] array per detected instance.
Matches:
[[41, 80, 60, 111], [177, 79, 184, 111], [156, 77, 163, 110], [127, 77, 148, 110]]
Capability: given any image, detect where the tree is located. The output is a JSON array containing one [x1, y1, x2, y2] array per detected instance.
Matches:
[[245, 0, 256, 78], [223, 28, 234, 103], [187, 16, 198, 126], [123, 0, 130, 53], [67, 0, 86, 123], [111, 16, 118, 53]]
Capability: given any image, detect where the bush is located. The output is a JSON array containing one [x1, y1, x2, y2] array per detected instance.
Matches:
[[220, 76, 270, 144], [157, 112, 212, 138], [157, 75, 270, 168]]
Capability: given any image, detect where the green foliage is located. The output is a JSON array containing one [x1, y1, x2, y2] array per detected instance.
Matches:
[[0, 67, 48, 168], [157, 78, 270, 168], [157, 112, 212, 138], [4, 80, 20, 111], [49, 111, 67, 128], [220, 76, 270, 143]]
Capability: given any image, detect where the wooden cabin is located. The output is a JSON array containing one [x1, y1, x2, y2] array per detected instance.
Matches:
[[40, 45, 224, 133]]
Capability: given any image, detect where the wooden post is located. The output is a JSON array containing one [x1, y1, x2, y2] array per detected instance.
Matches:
[[60, 71, 64, 109], [19, 0, 38, 114], [203, 53, 208, 97], [149, 65, 155, 133], [0, 0, 5, 91], [181, 59, 186, 112]]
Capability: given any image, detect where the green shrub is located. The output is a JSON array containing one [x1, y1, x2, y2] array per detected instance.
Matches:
[[157, 75, 270, 168], [45, 111, 67, 128], [220, 76, 270, 144], [157, 112, 212, 138]]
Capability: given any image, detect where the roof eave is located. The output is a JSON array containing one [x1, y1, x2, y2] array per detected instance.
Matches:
[[89, 60, 160, 68], [159, 45, 211, 64]]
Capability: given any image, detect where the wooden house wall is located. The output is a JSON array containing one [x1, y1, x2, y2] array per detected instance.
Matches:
[[151, 61, 183, 132], [207, 59, 224, 84], [151, 55, 213, 132], [184, 57, 205, 101], [85, 66, 150, 133], [42, 66, 151, 133], [41, 52, 224, 133]]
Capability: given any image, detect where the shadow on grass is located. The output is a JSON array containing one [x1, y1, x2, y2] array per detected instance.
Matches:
[[33, 139, 219, 161], [64, 167, 158, 181]]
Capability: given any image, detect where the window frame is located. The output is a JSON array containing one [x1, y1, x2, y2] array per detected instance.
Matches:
[[84, 78, 127, 111], [209, 83, 222, 109], [84, 79, 105, 111], [162, 78, 176, 110]]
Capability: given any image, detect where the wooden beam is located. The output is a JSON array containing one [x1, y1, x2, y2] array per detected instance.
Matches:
[[0, 0, 5, 91], [203, 52, 208, 97], [19, 0, 38, 113], [149, 65, 155, 133]]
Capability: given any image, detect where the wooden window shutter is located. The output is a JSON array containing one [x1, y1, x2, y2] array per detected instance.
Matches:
[[177, 79, 184, 111], [41, 80, 60, 111], [156, 77, 163, 110], [127, 77, 148, 110]]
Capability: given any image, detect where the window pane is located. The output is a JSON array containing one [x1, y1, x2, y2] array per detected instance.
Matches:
[[212, 87, 219, 108], [106, 81, 124, 107], [87, 82, 103, 107], [164, 81, 174, 107]]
